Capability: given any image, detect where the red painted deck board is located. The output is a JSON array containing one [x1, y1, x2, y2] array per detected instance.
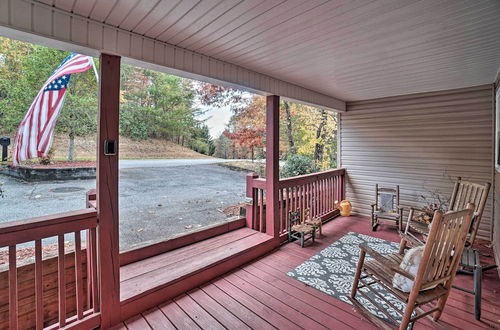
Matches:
[[187, 288, 252, 330], [141, 307, 176, 330], [122, 216, 500, 329]]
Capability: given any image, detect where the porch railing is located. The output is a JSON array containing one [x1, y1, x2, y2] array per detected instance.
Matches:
[[0, 209, 100, 330], [246, 168, 346, 237]]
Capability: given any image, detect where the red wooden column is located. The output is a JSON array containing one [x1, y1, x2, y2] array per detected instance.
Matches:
[[97, 53, 121, 327], [265, 95, 280, 238]]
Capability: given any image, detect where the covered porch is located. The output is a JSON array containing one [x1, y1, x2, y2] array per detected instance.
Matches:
[[1, 1, 500, 329], [116, 217, 500, 330]]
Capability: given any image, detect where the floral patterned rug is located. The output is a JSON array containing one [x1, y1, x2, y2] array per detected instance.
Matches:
[[287, 232, 407, 325]]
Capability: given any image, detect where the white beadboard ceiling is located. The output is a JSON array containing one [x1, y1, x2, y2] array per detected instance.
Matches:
[[18, 0, 500, 100]]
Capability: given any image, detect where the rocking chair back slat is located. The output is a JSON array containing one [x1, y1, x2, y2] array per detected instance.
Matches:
[[448, 177, 490, 245], [420, 206, 474, 288]]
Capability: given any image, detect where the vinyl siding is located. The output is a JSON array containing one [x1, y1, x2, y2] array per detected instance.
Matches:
[[494, 78, 500, 272], [341, 85, 494, 241]]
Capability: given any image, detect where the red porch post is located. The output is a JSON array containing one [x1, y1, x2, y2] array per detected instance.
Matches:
[[97, 53, 121, 327], [265, 95, 280, 238]]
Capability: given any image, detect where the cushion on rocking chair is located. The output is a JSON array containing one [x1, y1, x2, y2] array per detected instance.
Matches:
[[392, 246, 436, 293]]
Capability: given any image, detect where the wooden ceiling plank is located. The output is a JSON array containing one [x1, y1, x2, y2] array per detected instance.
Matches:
[[131, 0, 181, 35], [213, 0, 331, 60], [186, 0, 285, 52], [195, 0, 306, 55], [263, 21, 500, 80], [89, 0, 119, 23], [239, 1, 495, 73], [226, 0, 437, 65], [144, 0, 200, 39], [71, 0, 97, 17], [118, 0, 162, 31], [165, 0, 243, 46], [176, 0, 268, 49], [155, 0, 222, 42], [103, 0, 141, 27], [53, 0, 75, 12]]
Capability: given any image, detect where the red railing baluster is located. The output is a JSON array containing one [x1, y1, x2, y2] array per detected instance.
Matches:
[[75, 231, 84, 319], [35, 239, 43, 330], [58, 235, 66, 327], [9, 245, 18, 330], [259, 189, 265, 233], [90, 227, 99, 312], [245, 169, 345, 238], [86, 229, 92, 310]]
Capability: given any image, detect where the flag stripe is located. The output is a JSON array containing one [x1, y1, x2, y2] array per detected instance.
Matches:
[[12, 53, 93, 165]]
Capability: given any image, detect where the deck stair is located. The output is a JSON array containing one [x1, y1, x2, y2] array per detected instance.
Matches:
[[120, 227, 277, 319]]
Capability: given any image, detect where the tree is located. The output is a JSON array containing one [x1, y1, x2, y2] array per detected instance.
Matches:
[[119, 65, 203, 144], [195, 83, 244, 107], [214, 133, 231, 158], [313, 109, 328, 164], [223, 95, 266, 160], [282, 100, 296, 155]]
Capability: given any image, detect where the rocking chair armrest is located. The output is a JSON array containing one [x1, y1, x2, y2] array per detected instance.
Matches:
[[358, 243, 415, 280], [399, 232, 424, 247], [408, 206, 427, 214], [396, 205, 405, 210], [370, 203, 377, 210]]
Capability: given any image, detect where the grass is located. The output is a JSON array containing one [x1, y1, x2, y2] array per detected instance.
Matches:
[[1, 134, 212, 163], [217, 161, 266, 177]]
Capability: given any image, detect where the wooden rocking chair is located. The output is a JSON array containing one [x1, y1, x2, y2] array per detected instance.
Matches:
[[403, 177, 490, 247], [350, 204, 475, 329], [371, 184, 404, 231], [288, 208, 315, 248]]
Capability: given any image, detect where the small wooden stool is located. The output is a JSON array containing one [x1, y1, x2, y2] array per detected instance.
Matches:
[[305, 217, 322, 237], [288, 209, 315, 248]]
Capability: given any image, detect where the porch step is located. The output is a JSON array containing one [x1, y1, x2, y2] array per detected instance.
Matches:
[[120, 227, 278, 319]]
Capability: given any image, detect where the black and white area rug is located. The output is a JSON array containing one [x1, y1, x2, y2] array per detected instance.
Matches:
[[287, 232, 408, 324]]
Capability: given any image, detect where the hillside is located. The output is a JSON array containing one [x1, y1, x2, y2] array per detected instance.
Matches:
[[48, 134, 212, 160]]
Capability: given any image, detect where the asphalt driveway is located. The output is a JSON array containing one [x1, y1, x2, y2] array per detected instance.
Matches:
[[0, 160, 248, 251]]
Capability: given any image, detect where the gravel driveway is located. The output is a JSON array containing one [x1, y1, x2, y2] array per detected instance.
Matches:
[[0, 162, 248, 251]]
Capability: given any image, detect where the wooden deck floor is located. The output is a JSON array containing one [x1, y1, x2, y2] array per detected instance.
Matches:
[[116, 216, 500, 329]]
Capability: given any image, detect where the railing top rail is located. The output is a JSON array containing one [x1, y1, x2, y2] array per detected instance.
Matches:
[[279, 168, 345, 188], [0, 208, 97, 235], [246, 168, 345, 190]]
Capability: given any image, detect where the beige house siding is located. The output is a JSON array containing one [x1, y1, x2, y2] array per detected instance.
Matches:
[[494, 76, 500, 272], [340, 85, 494, 241]]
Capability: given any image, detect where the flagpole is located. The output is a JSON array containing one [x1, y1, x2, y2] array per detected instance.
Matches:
[[91, 57, 99, 83]]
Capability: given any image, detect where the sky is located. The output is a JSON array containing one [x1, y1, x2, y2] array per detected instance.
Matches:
[[199, 104, 233, 139], [196, 91, 253, 139]]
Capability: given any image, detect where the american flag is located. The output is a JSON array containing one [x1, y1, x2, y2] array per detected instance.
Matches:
[[12, 53, 94, 165]]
